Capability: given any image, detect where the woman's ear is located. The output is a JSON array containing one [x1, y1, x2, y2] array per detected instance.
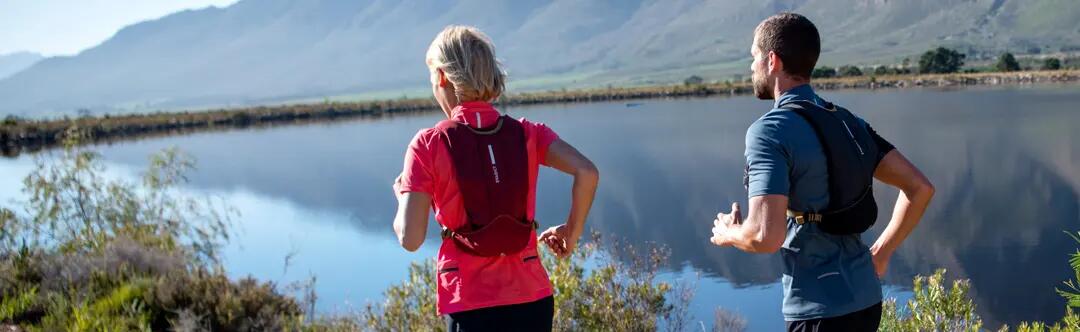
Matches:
[[437, 68, 450, 88]]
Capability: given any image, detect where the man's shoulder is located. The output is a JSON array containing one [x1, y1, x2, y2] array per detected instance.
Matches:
[[748, 108, 815, 141]]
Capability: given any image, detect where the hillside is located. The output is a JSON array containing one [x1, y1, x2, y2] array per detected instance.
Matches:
[[1, 0, 1077, 116], [0, 52, 43, 81]]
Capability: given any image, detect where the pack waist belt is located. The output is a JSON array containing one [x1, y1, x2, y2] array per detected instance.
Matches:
[[787, 210, 823, 224], [441, 219, 539, 239]]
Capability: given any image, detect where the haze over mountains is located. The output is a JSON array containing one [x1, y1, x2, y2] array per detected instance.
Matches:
[[0, 52, 43, 81], [2, 0, 1078, 116]]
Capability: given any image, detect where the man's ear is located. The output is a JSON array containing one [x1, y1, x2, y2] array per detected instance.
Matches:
[[767, 51, 784, 76]]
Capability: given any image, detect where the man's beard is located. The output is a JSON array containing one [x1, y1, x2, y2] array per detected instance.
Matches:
[[753, 73, 773, 100]]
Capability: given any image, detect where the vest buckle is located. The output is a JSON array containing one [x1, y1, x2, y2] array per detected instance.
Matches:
[[787, 210, 823, 224]]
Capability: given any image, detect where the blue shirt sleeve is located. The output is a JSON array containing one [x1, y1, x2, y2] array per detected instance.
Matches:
[[745, 115, 790, 197], [855, 117, 895, 164]]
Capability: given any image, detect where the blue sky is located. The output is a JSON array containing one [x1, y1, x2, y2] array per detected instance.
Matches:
[[1, 0, 239, 56]]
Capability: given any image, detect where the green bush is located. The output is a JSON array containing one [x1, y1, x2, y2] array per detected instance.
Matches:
[[2, 115, 19, 126], [546, 237, 686, 331], [0, 139, 304, 331], [882, 230, 1080, 332], [1057, 231, 1080, 309], [996, 52, 1022, 72], [148, 270, 303, 331], [837, 65, 863, 77], [1010, 230, 1080, 331], [684, 75, 705, 86], [1043, 58, 1062, 71], [359, 260, 442, 331], [919, 47, 966, 74], [1013, 308, 1080, 332], [812, 66, 837, 78], [880, 269, 983, 332], [358, 235, 699, 332], [873, 66, 911, 76]]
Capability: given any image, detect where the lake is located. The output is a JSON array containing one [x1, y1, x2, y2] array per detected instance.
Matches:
[[1, 85, 1077, 331]]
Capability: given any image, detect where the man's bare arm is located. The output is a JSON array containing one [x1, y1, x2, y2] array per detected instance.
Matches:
[[712, 194, 789, 254], [869, 150, 935, 276]]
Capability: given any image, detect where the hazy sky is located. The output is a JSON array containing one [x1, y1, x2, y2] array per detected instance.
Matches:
[[0, 0, 240, 56]]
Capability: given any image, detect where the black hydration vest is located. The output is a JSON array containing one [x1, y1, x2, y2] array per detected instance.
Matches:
[[783, 100, 880, 235]]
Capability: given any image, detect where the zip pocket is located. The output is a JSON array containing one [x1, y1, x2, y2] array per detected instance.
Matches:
[[522, 255, 539, 262]]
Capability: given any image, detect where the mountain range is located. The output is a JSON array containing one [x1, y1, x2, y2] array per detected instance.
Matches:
[[1, 0, 1078, 116]]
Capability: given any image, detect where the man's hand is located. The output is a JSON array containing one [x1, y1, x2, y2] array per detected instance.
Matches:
[[539, 224, 577, 258], [870, 245, 891, 278], [710, 202, 743, 247]]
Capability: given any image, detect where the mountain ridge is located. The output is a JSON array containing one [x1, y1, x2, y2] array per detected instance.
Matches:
[[2, 0, 1077, 116]]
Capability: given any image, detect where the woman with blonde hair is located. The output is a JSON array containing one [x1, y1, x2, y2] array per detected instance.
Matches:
[[392, 25, 599, 331]]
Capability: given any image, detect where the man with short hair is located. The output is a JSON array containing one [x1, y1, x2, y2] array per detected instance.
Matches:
[[708, 13, 936, 331]]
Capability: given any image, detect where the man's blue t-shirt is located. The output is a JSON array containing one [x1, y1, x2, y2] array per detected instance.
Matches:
[[744, 84, 889, 321]]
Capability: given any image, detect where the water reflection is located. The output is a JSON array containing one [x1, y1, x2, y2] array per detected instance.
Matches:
[[1, 85, 1077, 329]]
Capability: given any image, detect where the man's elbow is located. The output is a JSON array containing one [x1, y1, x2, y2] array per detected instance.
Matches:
[[750, 240, 783, 254], [915, 178, 936, 201], [748, 233, 784, 254]]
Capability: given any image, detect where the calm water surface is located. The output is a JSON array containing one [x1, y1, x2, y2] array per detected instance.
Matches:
[[1, 85, 1077, 330]]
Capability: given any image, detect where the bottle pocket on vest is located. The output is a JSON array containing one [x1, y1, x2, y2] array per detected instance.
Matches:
[[784, 100, 881, 235], [436, 115, 537, 256]]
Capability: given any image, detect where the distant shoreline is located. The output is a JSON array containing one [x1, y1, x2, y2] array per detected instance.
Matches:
[[2, 70, 1077, 157]]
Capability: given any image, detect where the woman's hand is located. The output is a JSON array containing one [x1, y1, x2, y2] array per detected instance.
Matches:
[[541, 139, 598, 259], [539, 224, 577, 258]]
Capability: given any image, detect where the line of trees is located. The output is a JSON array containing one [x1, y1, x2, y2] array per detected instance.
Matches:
[[807, 47, 1070, 79]]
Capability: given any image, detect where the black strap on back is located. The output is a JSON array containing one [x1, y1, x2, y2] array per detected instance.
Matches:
[[783, 100, 880, 234]]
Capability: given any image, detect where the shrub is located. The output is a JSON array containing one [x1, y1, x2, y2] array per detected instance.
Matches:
[[879, 269, 983, 332], [837, 65, 863, 77], [360, 260, 442, 331], [1013, 308, 1080, 332], [231, 112, 254, 126], [149, 270, 303, 331], [1058, 230, 1080, 309], [1043, 58, 1062, 71], [546, 237, 684, 331], [0, 139, 302, 331], [996, 52, 1022, 72], [2, 115, 19, 126], [918, 47, 966, 74], [812, 66, 837, 78], [359, 234, 699, 332], [684, 75, 705, 86], [12, 143, 232, 263], [713, 308, 747, 332], [882, 230, 1080, 331]]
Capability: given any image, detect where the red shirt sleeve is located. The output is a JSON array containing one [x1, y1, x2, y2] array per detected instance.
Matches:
[[394, 130, 436, 195], [520, 119, 560, 166]]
